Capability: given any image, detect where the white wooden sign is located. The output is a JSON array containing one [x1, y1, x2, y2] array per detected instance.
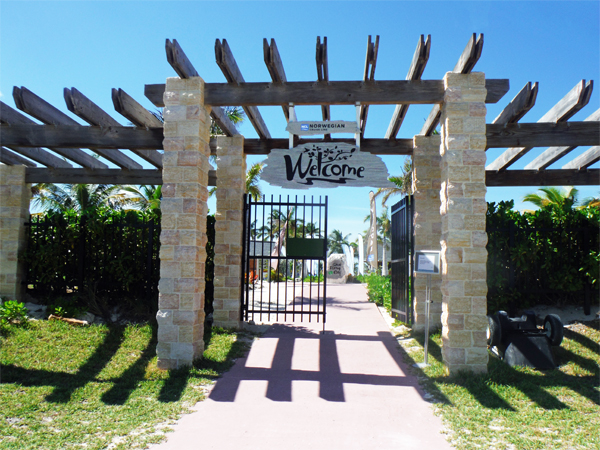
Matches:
[[261, 143, 395, 189], [286, 121, 360, 135]]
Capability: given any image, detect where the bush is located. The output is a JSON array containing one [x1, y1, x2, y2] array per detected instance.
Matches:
[[360, 273, 392, 312], [0, 298, 28, 325], [487, 200, 599, 313]]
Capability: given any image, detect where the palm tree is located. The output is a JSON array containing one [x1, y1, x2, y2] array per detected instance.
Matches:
[[31, 183, 128, 214], [302, 222, 322, 238], [246, 162, 264, 201], [372, 157, 412, 206], [523, 186, 579, 209], [327, 229, 351, 256], [121, 185, 162, 212], [210, 106, 244, 135]]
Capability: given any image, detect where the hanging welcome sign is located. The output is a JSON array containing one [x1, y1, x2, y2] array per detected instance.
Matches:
[[261, 143, 394, 189]]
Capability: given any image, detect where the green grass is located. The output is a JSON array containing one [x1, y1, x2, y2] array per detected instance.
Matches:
[[395, 320, 600, 450], [0, 321, 253, 449]]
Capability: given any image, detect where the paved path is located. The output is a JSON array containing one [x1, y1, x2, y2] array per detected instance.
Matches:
[[150, 284, 453, 450]]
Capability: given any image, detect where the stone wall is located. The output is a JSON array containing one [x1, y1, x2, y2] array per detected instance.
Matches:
[[412, 135, 442, 330], [439, 72, 489, 374], [156, 76, 212, 369], [0, 165, 30, 301], [214, 135, 245, 328]]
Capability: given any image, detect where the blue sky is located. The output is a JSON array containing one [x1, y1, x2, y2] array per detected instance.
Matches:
[[1, 1, 598, 241]]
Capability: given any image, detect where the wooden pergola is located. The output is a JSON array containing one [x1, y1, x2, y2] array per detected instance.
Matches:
[[1, 34, 598, 186]]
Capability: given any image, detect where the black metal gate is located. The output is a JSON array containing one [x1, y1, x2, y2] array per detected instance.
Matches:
[[240, 195, 328, 323], [390, 195, 413, 324]]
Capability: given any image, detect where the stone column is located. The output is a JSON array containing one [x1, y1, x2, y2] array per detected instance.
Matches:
[[439, 72, 489, 374], [412, 135, 442, 330], [157, 77, 212, 369], [0, 165, 30, 301], [214, 135, 245, 328]]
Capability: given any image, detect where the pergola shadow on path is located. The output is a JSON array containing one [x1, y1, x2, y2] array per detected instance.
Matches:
[[1, 33, 598, 374]]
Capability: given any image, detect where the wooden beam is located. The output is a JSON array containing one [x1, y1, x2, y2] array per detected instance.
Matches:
[[112, 88, 163, 128], [562, 146, 600, 170], [316, 36, 331, 138], [210, 137, 413, 155], [146, 79, 509, 108], [204, 79, 508, 107], [12, 87, 108, 169], [215, 39, 271, 139], [487, 80, 593, 170], [486, 169, 600, 187], [164, 39, 239, 137], [386, 34, 431, 139], [144, 84, 165, 107], [420, 33, 484, 136], [525, 108, 600, 170], [485, 122, 599, 149], [64, 88, 144, 170], [25, 168, 217, 186], [0, 147, 37, 167], [0, 101, 73, 168], [67, 87, 163, 168], [263, 38, 289, 121], [359, 35, 380, 136], [0, 125, 164, 150], [493, 81, 538, 125]]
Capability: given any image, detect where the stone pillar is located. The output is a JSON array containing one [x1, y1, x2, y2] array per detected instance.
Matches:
[[412, 135, 442, 330], [214, 135, 245, 328], [439, 72, 489, 374], [157, 77, 212, 369], [0, 165, 30, 301]]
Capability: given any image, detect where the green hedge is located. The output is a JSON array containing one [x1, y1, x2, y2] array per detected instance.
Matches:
[[486, 201, 599, 313], [23, 209, 216, 321]]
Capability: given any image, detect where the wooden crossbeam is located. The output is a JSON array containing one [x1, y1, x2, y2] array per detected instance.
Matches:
[[420, 33, 484, 136], [12, 87, 108, 169], [359, 35, 380, 136], [385, 34, 430, 139], [485, 122, 599, 149], [486, 169, 600, 186], [0, 147, 37, 167], [263, 38, 289, 121], [0, 101, 73, 168], [24, 168, 217, 186], [110, 88, 165, 168], [145, 79, 508, 108], [64, 88, 144, 170], [487, 80, 593, 170], [204, 79, 508, 106], [26, 168, 162, 184], [0, 125, 163, 150], [562, 146, 600, 170], [316, 36, 331, 138], [145, 84, 165, 107], [215, 39, 271, 139], [525, 108, 600, 170], [493, 81, 538, 125], [164, 39, 239, 137], [211, 137, 414, 155]]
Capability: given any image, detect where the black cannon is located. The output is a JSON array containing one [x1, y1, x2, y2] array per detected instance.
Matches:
[[487, 311, 563, 369]]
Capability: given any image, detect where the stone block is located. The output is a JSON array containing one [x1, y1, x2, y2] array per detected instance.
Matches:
[[464, 280, 488, 297], [464, 314, 488, 332], [158, 325, 179, 343], [444, 296, 472, 314], [466, 347, 488, 365], [441, 346, 465, 365]]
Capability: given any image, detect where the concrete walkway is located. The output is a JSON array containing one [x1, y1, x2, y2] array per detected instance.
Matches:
[[150, 284, 453, 450]]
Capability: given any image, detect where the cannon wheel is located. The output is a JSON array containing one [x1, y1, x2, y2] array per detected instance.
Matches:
[[544, 314, 564, 346]]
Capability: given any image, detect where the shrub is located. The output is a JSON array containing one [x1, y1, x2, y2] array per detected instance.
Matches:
[[361, 273, 392, 312], [0, 298, 28, 325]]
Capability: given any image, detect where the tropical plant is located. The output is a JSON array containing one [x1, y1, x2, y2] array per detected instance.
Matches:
[[210, 106, 244, 135], [31, 183, 128, 215], [246, 162, 264, 200], [0, 298, 28, 325], [121, 185, 162, 213], [327, 229, 351, 255], [372, 157, 412, 206], [523, 186, 578, 209]]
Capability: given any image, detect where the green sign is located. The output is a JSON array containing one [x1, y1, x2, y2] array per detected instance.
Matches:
[[286, 238, 326, 259]]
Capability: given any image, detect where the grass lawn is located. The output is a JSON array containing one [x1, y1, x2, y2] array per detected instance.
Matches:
[[0, 321, 253, 449], [396, 320, 600, 450]]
